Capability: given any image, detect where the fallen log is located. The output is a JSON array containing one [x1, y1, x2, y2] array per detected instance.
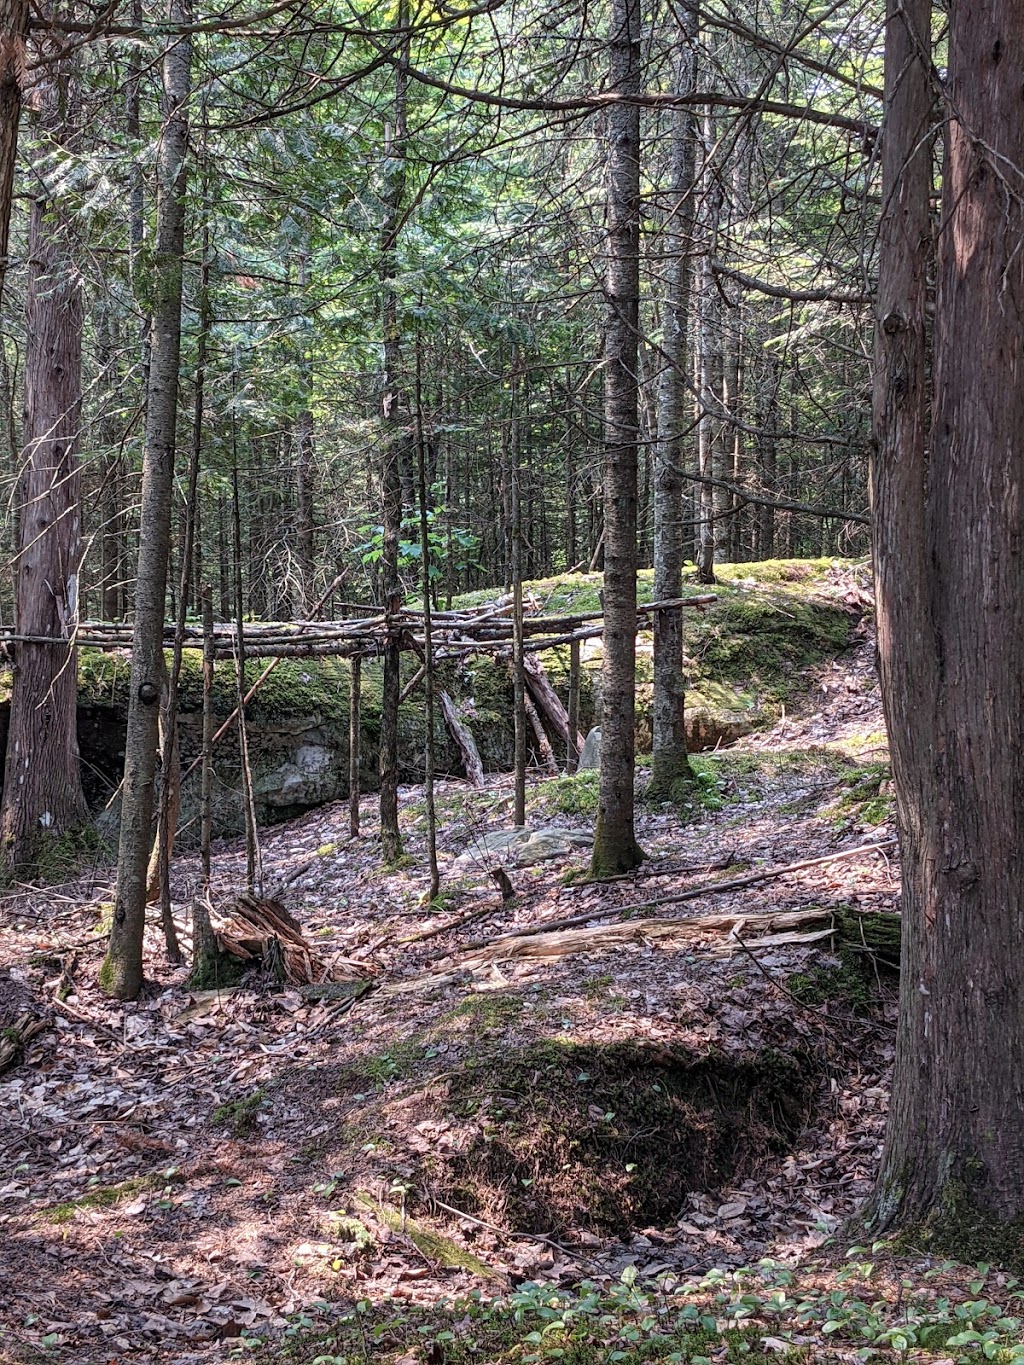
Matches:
[[378, 904, 901, 994], [439, 690, 484, 786], [461, 839, 898, 950]]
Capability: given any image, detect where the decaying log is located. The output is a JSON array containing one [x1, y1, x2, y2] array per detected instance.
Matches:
[[0, 1011, 46, 1075], [523, 651, 584, 753], [439, 690, 484, 786], [210, 894, 374, 985], [392, 905, 902, 983], [524, 690, 558, 774]]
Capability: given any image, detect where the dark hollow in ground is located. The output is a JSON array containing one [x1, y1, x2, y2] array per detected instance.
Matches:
[[429, 1040, 818, 1237]]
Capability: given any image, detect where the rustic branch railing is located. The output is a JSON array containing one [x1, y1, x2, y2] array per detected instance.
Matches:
[[0, 594, 717, 661]]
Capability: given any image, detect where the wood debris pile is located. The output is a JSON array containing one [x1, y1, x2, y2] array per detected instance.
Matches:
[[210, 894, 373, 985]]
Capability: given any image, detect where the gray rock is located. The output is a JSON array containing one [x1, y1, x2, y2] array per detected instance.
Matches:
[[454, 825, 592, 870], [256, 742, 337, 808], [578, 726, 602, 771]]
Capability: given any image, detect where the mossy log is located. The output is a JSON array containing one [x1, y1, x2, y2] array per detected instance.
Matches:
[[834, 907, 901, 970]]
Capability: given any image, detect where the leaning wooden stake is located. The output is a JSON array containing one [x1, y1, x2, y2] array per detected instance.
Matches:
[[231, 459, 262, 894], [190, 585, 219, 983], [349, 654, 361, 837], [438, 691, 484, 786], [524, 691, 558, 775], [566, 639, 581, 774], [415, 331, 440, 901]]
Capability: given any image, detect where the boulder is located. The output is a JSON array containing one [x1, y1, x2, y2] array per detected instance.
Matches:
[[454, 825, 593, 870], [578, 726, 602, 771]]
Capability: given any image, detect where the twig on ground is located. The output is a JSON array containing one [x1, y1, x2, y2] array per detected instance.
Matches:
[[427, 1194, 588, 1261], [397, 898, 501, 945]]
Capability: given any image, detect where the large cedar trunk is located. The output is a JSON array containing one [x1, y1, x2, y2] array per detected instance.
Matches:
[[0, 0, 28, 304], [103, 2, 192, 999], [0, 179, 88, 866], [591, 0, 643, 876], [869, 0, 1024, 1230]]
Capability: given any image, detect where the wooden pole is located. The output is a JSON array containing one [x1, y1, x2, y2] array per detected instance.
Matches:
[[231, 455, 262, 895], [190, 584, 219, 982], [415, 328, 439, 900], [510, 364, 527, 826], [349, 655, 361, 838], [200, 587, 215, 886], [566, 639, 581, 774]]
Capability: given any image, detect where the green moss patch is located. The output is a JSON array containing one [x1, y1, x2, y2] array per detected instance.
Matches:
[[688, 596, 851, 703], [212, 1087, 266, 1136], [824, 761, 892, 828], [883, 1181, 1024, 1277], [40, 1171, 180, 1225], [529, 770, 600, 818], [357, 1194, 501, 1280]]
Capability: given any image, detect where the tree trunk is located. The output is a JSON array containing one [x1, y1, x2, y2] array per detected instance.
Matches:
[[591, 0, 644, 876], [867, 0, 1024, 1236], [0, 95, 89, 869], [294, 236, 315, 614], [0, 0, 28, 306], [696, 112, 728, 585], [95, 303, 124, 621], [650, 8, 697, 802], [378, 9, 408, 865], [102, 0, 192, 1000]]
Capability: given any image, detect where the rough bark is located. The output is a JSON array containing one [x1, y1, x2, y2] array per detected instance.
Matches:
[[378, 10, 408, 865], [0, 113, 89, 868], [867, 0, 1024, 1234], [102, 2, 192, 1000], [0, 0, 27, 305], [591, 0, 644, 876], [650, 8, 698, 801]]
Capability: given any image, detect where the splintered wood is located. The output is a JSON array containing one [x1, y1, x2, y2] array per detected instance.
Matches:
[[210, 893, 373, 985], [374, 907, 863, 999], [455, 907, 838, 968], [0, 1012, 46, 1075]]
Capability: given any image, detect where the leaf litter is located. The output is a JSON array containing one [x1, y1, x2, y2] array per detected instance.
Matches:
[[0, 623, 975, 1364]]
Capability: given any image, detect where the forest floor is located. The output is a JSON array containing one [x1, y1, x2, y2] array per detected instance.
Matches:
[[2, 619, 1024, 1363]]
